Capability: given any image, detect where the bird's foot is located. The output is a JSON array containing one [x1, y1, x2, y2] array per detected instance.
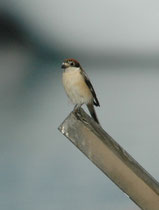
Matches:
[[73, 105, 82, 120]]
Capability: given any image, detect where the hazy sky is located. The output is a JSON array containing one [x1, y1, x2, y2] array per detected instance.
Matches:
[[3, 0, 159, 54]]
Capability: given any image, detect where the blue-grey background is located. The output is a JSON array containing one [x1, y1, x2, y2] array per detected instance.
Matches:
[[1, 1, 159, 210]]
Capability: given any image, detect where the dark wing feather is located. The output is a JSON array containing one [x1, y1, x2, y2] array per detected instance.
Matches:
[[81, 69, 100, 107]]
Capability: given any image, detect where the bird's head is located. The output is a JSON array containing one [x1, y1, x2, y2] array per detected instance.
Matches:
[[61, 58, 80, 70]]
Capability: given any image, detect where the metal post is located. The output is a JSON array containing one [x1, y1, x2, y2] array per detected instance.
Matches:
[[58, 108, 159, 210]]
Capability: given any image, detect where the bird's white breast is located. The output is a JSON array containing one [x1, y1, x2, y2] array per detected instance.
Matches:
[[62, 67, 92, 105]]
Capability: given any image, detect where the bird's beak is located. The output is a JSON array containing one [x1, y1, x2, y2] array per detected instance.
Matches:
[[61, 62, 68, 69], [61, 62, 65, 69]]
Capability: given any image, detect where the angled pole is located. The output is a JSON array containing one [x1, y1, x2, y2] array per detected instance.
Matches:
[[58, 108, 159, 210]]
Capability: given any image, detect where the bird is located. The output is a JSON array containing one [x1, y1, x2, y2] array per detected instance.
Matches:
[[61, 58, 100, 124]]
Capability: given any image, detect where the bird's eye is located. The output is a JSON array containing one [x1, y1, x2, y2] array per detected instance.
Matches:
[[69, 61, 74, 66]]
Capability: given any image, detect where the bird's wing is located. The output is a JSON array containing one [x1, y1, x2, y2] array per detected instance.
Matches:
[[81, 69, 100, 107]]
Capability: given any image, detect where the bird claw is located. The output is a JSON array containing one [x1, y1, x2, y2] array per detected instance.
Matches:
[[73, 106, 82, 120]]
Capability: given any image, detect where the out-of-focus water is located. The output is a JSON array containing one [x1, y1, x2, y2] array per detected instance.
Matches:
[[1, 46, 158, 210]]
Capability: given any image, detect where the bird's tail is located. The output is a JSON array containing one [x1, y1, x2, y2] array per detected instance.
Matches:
[[87, 103, 100, 124]]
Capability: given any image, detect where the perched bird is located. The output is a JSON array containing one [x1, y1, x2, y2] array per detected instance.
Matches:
[[61, 58, 100, 124]]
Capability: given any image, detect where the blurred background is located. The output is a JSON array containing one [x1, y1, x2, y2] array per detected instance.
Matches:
[[1, 1, 159, 210]]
